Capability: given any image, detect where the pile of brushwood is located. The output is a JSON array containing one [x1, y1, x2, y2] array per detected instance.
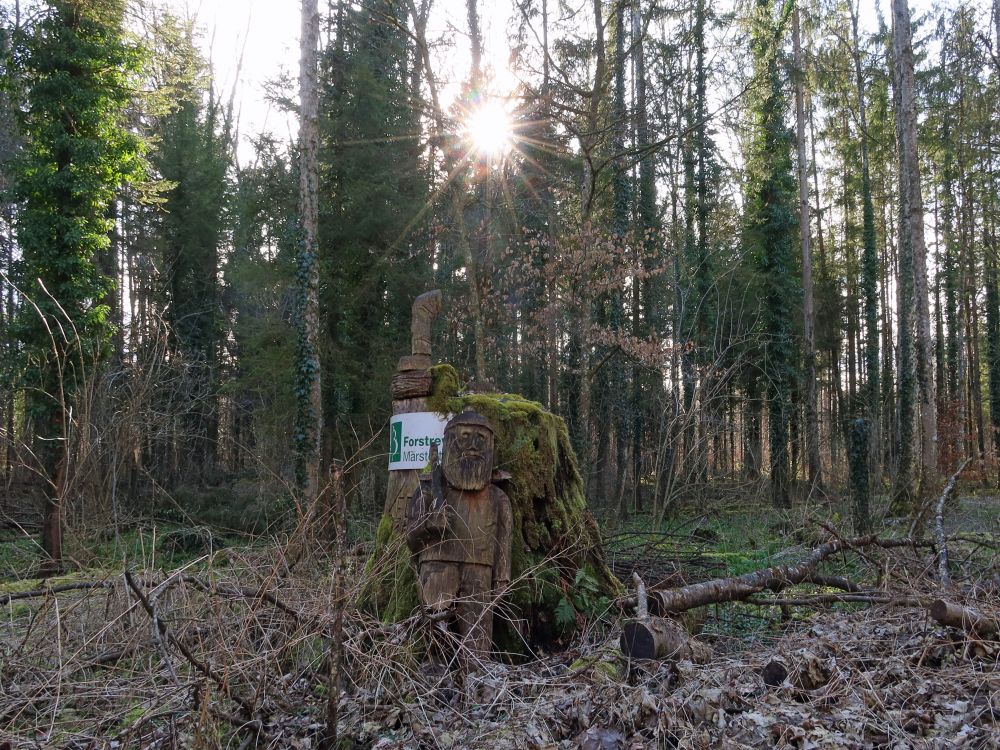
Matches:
[[0, 499, 997, 749]]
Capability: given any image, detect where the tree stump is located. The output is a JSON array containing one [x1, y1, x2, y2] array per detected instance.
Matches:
[[360, 365, 622, 651]]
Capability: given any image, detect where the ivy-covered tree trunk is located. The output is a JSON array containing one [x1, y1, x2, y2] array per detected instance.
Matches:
[[745, 0, 797, 508], [849, 1, 881, 469], [848, 418, 871, 534], [985, 203, 1000, 486], [13, 0, 144, 572], [792, 4, 820, 491], [296, 0, 322, 499], [631, 0, 658, 512]]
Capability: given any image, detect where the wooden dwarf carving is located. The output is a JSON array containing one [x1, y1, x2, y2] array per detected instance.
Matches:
[[406, 409, 513, 655]]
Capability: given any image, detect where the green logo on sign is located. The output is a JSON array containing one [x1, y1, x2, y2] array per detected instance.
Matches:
[[389, 420, 402, 463]]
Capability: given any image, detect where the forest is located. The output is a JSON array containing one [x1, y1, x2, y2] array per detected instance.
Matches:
[[0, 0, 998, 747]]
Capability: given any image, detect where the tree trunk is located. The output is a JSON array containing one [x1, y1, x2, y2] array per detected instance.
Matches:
[[890, 2, 917, 510], [793, 6, 820, 491], [891, 0, 937, 484], [297, 0, 323, 500], [849, 1, 881, 479]]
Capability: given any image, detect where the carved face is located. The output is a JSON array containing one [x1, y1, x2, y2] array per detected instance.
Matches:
[[442, 422, 494, 491]]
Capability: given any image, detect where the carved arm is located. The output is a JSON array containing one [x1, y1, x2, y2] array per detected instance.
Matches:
[[493, 488, 513, 589], [410, 289, 442, 356]]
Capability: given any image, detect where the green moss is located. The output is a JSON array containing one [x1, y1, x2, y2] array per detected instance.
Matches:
[[360, 365, 622, 652], [569, 653, 622, 680], [426, 363, 461, 413], [358, 514, 420, 622]]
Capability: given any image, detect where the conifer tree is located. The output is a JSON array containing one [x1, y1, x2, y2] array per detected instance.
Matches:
[[151, 19, 228, 478], [891, 0, 937, 489], [13, 0, 144, 569], [319, 0, 430, 445]]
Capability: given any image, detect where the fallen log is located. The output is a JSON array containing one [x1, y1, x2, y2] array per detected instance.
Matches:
[[620, 616, 712, 662], [641, 534, 923, 614], [928, 599, 998, 638]]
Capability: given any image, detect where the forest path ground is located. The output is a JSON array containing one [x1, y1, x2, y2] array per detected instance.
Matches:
[[0, 492, 997, 748]]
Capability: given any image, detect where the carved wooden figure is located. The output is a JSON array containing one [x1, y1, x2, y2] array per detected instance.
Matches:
[[407, 409, 513, 656]]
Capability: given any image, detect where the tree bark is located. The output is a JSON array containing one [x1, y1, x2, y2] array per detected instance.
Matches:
[[621, 617, 711, 662], [891, 0, 937, 482], [297, 0, 323, 501]]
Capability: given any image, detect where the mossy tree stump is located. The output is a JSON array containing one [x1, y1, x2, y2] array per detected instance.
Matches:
[[360, 364, 622, 652]]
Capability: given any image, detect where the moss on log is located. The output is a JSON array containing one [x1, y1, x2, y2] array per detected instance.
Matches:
[[359, 364, 622, 652]]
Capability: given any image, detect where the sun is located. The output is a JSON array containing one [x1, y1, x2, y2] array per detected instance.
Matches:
[[465, 99, 513, 157]]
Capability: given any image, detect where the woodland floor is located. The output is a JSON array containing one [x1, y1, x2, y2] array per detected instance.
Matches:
[[0, 490, 998, 749]]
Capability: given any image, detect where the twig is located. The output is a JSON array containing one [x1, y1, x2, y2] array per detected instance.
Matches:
[[120, 572, 177, 685], [123, 571, 258, 721], [934, 459, 970, 589]]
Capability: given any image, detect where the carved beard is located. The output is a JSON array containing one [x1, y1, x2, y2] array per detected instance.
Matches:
[[443, 442, 492, 491]]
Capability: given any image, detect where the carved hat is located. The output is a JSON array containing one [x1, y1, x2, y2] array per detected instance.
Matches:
[[445, 407, 494, 435]]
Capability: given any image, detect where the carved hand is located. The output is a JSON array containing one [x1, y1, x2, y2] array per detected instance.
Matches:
[[425, 505, 448, 534]]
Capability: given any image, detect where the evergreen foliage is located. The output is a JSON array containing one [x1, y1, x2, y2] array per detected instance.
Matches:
[[13, 0, 144, 398], [11, 0, 145, 564], [150, 19, 228, 475], [319, 0, 431, 440]]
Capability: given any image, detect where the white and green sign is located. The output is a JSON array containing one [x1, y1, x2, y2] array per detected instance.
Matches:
[[388, 412, 448, 470]]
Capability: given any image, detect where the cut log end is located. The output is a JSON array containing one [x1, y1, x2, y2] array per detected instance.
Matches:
[[761, 660, 788, 687], [620, 617, 712, 663], [929, 599, 999, 637], [621, 621, 657, 660]]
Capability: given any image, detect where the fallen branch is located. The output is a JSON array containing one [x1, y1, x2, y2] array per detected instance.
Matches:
[[928, 599, 998, 638], [804, 573, 863, 593], [642, 535, 923, 615], [747, 593, 928, 608], [934, 459, 970, 588], [0, 580, 111, 605], [124, 571, 259, 722]]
